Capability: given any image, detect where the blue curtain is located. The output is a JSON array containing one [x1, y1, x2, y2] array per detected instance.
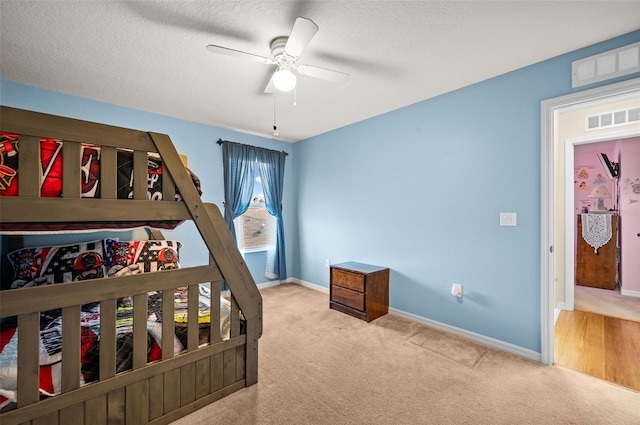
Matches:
[[221, 142, 256, 242], [256, 148, 287, 279]]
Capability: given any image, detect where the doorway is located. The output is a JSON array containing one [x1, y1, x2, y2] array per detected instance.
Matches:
[[540, 77, 640, 365], [563, 135, 639, 311], [554, 131, 640, 391]]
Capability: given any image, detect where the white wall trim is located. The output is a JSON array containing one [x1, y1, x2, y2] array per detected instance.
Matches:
[[555, 302, 566, 325], [259, 277, 330, 294], [540, 91, 556, 365], [286, 277, 330, 293], [256, 280, 283, 290], [564, 140, 576, 312], [276, 280, 541, 363], [388, 307, 541, 363], [566, 128, 640, 145], [620, 288, 640, 298]]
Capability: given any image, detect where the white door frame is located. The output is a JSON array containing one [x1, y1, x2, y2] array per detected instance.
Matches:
[[540, 77, 640, 365]]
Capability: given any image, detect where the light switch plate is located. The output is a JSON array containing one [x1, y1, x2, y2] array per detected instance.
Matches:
[[500, 212, 517, 226]]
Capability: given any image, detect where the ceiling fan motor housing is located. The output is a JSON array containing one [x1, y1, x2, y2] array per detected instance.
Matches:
[[271, 37, 294, 69]]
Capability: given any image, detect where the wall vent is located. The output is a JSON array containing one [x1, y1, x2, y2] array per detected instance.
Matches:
[[572, 42, 640, 88], [585, 106, 640, 131]]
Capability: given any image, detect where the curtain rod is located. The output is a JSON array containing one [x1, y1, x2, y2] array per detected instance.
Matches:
[[216, 139, 288, 156]]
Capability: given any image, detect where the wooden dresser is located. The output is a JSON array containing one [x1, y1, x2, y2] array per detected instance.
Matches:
[[576, 214, 618, 290], [329, 262, 389, 322]]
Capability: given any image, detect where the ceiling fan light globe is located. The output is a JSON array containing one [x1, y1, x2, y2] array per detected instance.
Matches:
[[273, 69, 296, 92]]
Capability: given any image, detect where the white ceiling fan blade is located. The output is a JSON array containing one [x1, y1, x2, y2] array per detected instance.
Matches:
[[284, 17, 318, 59], [206, 44, 274, 65], [296, 64, 350, 84]]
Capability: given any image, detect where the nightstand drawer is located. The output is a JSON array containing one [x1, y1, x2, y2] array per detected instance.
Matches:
[[331, 269, 365, 292], [331, 285, 365, 311]]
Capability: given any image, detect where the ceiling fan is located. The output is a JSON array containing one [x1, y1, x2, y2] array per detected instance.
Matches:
[[206, 17, 349, 93]]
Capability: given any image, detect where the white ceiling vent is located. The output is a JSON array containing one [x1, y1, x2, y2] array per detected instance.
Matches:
[[572, 42, 640, 88], [586, 107, 640, 131]]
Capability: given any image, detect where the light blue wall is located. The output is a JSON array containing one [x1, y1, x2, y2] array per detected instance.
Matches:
[[292, 30, 640, 352], [2, 30, 639, 354], [0, 76, 294, 284]]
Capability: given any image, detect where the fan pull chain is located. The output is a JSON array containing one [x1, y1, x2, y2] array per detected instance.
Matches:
[[272, 91, 280, 137], [293, 87, 297, 106]]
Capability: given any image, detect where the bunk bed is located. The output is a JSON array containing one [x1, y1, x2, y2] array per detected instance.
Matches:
[[0, 106, 262, 425]]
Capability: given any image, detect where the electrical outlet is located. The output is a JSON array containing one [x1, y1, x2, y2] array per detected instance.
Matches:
[[500, 212, 517, 227], [451, 283, 463, 298], [325, 259, 330, 268]]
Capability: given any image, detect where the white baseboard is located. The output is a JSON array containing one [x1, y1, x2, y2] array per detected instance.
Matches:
[[620, 287, 640, 298], [277, 277, 329, 293], [555, 302, 566, 325], [272, 279, 541, 363], [257, 278, 329, 293], [256, 280, 282, 290], [389, 307, 541, 363]]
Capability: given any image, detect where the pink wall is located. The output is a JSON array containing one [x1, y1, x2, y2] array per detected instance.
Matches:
[[573, 142, 619, 258], [574, 141, 618, 214], [620, 137, 640, 294]]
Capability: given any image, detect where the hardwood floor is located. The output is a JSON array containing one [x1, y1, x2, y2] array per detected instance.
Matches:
[[555, 309, 640, 392]]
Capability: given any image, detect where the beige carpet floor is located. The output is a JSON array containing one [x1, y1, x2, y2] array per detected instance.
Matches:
[[575, 285, 640, 322], [172, 283, 640, 425]]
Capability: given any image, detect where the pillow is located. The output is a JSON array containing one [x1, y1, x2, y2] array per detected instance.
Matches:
[[116, 151, 163, 200], [7, 240, 106, 289], [115, 150, 202, 201], [105, 239, 181, 276], [0, 132, 19, 197], [0, 133, 101, 198]]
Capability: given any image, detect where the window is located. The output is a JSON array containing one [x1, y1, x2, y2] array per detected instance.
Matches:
[[233, 165, 276, 254], [220, 140, 287, 279]]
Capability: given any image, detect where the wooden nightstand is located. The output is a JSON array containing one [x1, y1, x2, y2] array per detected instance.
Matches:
[[329, 262, 389, 322]]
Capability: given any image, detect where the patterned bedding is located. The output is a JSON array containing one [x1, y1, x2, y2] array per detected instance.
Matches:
[[0, 132, 202, 233], [0, 289, 230, 411], [0, 238, 231, 411]]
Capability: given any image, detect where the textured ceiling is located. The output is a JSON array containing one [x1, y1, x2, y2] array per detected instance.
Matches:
[[1, 1, 639, 142]]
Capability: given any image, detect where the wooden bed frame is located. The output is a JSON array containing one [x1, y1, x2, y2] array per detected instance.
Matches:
[[0, 106, 262, 425]]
